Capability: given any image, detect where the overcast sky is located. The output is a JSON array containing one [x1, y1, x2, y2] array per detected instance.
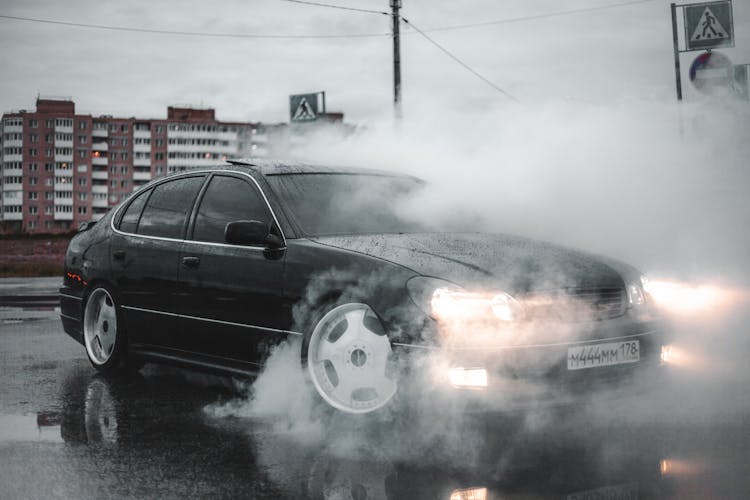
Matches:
[[1, 0, 748, 123]]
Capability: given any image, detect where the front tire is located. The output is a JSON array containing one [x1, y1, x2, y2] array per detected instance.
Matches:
[[304, 303, 397, 414], [82, 286, 129, 373]]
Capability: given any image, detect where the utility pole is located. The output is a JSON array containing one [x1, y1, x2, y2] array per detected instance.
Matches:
[[391, 0, 402, 118]]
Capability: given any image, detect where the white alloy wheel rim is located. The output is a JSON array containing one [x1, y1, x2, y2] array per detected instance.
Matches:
[[307, 303, 397, 414], [83, 289, 118, 365]]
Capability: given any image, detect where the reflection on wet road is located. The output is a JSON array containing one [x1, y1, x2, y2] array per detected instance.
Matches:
[[1, 316, 749, 499]]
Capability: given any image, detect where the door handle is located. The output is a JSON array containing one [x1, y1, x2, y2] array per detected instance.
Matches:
[[113, 250, 126, 260], [181, 256, 200, 268]]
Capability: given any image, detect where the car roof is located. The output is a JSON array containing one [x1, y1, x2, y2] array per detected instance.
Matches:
[[225, 158, 411, 178]]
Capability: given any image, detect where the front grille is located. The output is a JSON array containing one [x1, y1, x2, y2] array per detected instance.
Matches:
[[520, 286, 627, 321]]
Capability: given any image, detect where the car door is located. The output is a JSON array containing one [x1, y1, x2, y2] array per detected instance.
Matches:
[[174, 173, 287, 366], [110, 174, 206, 349]]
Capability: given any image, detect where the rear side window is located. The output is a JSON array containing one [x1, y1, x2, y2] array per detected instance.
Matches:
[[118, 188, 151, 233], [137, 176, 204, 239], [193, 175, 272, 243]]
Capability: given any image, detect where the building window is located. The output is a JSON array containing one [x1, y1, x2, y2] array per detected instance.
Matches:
[[45, 163, 54, 172], [155, 125, 163, 133], [77, 135, 88, 144], [77, 192, 87, 201], [45, 148, 53, 157], [77, 150, 87, 159], [78, 121, 87, 130], [45, 221, 53, 229], [30, 119, 38, 128], [155, 138, 164, 147], [29, 164, 38, 171], [45, 191, 54, 200], [121, 152, 128, 160], [29, 191, 38, 200], [46, 119, 54, 128], [29, 206, 38, 214], [77, 178, 87, 186], [120, 180, 129, 188], [110, 138, 119, 146], [28, 149, 37, 156], [110, 180, 117, 188], [120, 124, 128, 132], [45, 134, 54, 143], [155, 153, 164, 160], [120, 166, 128, 174], [29, 177, 38, 186], [77, 206, 87, 215], [28, 221, 36, 229], [45, 206, 53, 215], [29, 133, 38, 142]]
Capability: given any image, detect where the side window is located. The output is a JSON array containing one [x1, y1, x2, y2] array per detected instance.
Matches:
[[118, 188, 152, 233], [193, 175, 271, 244], [137, 176, 204, 239]]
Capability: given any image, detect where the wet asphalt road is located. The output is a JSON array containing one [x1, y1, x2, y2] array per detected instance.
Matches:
[[1, 308, 750, 499]]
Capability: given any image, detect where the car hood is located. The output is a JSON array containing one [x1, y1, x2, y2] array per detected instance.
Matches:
[[310, 233, 630, 293]]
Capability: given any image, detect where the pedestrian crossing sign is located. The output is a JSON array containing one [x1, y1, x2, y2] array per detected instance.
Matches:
[[684, 1, 734, 51], [290, 93, 322, 122]]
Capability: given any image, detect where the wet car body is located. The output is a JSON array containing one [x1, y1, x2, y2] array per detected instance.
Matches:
[[60, 160, 667, 413]]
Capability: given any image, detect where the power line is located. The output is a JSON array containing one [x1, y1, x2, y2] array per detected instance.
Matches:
[[0, 14, 389, 39], [401, 17, 519, 103], [421, 0, 657, 33], [279, 0, 388, 16]]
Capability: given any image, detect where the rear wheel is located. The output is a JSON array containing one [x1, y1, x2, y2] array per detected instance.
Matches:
[[305, 303, 397, 414], [83, 286, 128, 373]]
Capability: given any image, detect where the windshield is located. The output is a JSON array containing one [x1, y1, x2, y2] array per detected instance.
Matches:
[[266, 173, 430, 236]]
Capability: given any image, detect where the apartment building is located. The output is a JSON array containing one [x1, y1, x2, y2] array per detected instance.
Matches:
[[0, 98, 284, 234]]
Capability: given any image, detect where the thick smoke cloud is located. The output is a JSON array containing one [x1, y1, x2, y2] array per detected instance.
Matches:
[[207, 96, 750, 472]]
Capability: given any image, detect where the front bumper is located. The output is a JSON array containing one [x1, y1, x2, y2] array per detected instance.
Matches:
[[394, 317, 671, 411]]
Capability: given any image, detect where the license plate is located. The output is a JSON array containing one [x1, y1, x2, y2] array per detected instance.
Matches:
[[567, 340, 639, 370], [567, 482, 639, 500]]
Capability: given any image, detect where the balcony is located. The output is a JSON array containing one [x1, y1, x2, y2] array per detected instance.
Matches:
[[133, 171, 152, 181], [2, 194, 23, 206], [54, 210, 73, 221], [133, 143, 151, 152], [4, 139, 23, 147], [3, 167, 23, 176], [92, 185, 108, 194], [2, 211, 23, 221], [91, 171, 108, 180], [54, 168, 73, 177], [54, 153, 73, 162], [92, 128, 108, 138], [134, 129, 151, 139], [54, 196, 73, 205], [55, 139, 73, 148], [92, 142, 108, 152], [3, 154, 22, 162], [55, 123, 73, 133], [133, 157, 151, 167], [92, 156, 108, 166], [92, 198, 109, 208], [3, 124, 23, 133], [2, 183, 22, 191], [54, 183, 73, 192]]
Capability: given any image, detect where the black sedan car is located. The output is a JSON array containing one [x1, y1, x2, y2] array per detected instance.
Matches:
[[60, 160, 667, 414]]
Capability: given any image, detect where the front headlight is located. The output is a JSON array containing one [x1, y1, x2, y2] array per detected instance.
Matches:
[[626, 274, 648, 308], [406, 276, 521, 322]]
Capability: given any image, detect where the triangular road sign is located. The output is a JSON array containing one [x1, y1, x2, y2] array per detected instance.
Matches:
[[690, 7, 729, 42], [292, 97, 316, 121]]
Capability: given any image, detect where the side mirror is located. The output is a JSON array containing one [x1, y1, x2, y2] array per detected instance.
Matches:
[[224, 220, 283, 248]]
